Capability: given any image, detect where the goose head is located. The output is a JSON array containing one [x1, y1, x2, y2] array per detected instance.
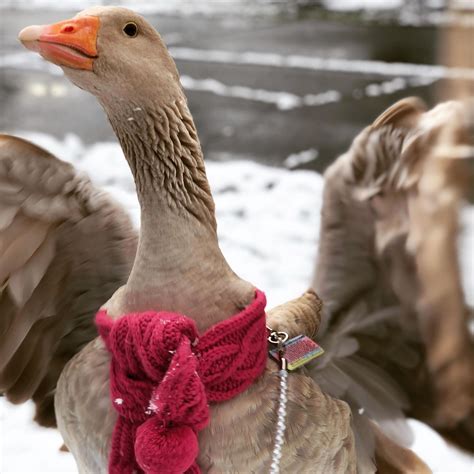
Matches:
[[18, 6, 181, 104]]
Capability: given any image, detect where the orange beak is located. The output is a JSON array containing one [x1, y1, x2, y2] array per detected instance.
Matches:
[[18, 16, 100, 71]]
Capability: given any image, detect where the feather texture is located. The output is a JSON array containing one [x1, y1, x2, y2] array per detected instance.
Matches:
[[313, 97, 474, 456], [0, 134, 137, 426]]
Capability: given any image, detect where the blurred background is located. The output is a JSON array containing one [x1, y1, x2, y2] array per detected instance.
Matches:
[[1, 0, 472, 172]]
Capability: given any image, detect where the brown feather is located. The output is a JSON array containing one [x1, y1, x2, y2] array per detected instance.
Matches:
[[0, 134, 137, 427], [314, 97, 474, 453], [372, 96, 427, 130], [8, 229, 56, 306]]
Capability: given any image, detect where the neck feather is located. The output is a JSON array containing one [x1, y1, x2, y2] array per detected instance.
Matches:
[[102, 96, 254, 329], [110, 98, 216, 227]]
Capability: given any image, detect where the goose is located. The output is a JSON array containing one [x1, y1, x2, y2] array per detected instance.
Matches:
[[11, 5, 431, 473]]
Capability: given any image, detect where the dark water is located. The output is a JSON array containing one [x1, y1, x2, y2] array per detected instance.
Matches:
[[0, 8, 463, 172]]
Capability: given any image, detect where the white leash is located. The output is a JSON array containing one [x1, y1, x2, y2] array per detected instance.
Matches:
[[267, 326, 325, 473], [268, 328, 289, 474]]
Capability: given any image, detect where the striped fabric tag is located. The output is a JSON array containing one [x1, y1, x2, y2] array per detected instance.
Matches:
[[269, 335, 324, 371]]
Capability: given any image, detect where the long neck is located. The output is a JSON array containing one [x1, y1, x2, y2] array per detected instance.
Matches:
[[102, 96, 254, 330]]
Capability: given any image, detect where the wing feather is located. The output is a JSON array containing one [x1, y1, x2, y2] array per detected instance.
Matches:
[[313, 97, 474, 455], [8, 230, 56, 306], [0, 134, 137, 426], [0, 219, 50, 285], [0, 204, 18, 230]]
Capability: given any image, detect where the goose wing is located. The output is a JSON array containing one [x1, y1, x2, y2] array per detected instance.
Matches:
[[312, 97, 474, 451], [0, 134, 137, 427], [267, 289, 429, 473]]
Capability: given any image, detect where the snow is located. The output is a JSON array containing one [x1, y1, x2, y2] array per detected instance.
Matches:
[[0, 52, 63, 77], [323, 0, 403, 11], [283, 148, 319, 169], [460, 205, 474, 307], [452, 0, 474, 9], [180, 75, 341, 110], [0, 51, 437, 110], [2, 0, 405, 14], [0, 0, 456, 15], [0, 46, 474, 94], [6, 46, 473, 82], [0, 132, 473, 473], [2, 51, 435, 110], [2, 49, 469, 113], [1, 401, 76, 473], [1, 0, 468, 27], [0, 0, 282, 16], [408, 419, 474, 473], [169, 47, 474, 81]]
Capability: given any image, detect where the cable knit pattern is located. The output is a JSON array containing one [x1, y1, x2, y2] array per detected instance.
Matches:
[[96, 290, 267, 474]]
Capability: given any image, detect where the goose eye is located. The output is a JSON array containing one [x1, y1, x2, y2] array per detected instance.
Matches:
[[123, 22, 138, 38]]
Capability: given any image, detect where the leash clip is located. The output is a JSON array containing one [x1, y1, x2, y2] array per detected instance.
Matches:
[[267, 326, 289, 345], [267, 326, 289, 372]]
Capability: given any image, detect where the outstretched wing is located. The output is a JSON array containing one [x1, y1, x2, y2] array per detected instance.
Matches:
[[312, 97, 474, 451], [0, 135, 137, 427], [266, 290, 429, 474]]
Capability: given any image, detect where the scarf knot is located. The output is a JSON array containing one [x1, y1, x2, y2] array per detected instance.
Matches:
[[96, 290, 267, 474]]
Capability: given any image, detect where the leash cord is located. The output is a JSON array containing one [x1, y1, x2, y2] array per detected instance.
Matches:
[[267, 328, 289, 474]]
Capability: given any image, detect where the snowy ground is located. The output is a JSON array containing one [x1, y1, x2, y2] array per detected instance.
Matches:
[[0, 0, 451, 14], [0, 132, 473, 473], [0, 0, 468, 26], [2, 0, 406, 15]]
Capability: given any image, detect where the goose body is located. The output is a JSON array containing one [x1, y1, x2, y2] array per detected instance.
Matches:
[[8, 5, 435, 473], [17, 7, 359, 472], [56, 300, 358, 473]]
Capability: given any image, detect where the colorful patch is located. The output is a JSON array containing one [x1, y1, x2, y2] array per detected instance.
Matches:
[[269, 335, 324, 370]]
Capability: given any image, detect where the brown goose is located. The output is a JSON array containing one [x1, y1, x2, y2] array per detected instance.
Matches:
[[0, 134, 137, 427], [16, 6, 429, 473], [313, 97, 474, 452]]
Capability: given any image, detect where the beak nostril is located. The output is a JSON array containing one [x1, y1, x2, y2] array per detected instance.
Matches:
[[20, 16, 99, 70]]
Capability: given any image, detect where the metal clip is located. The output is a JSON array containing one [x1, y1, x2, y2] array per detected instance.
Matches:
[[267, 326, 289, 372], [267, 326, 289, 345]]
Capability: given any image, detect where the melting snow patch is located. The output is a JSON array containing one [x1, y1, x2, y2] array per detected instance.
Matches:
[[0, 0, 467, 25], [323, 0, 403, 11], [180, 75, 341, 110], [171, 47, 474, 81], [180, 75, 302, 110], [365, 76, 439, 97], [0, 0, 283, 16], [452, 0, 474, 9], [365, 77, 407, 97], [459, 206, 474, 307], [303, 90, 341, 106], [0, 52, 63, 75], [284, 149, 319, 169]]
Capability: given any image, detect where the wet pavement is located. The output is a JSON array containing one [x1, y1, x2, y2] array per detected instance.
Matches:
[[0, 7, 468, 172]]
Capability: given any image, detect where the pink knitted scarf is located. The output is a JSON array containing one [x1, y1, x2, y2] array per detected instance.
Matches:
[[96, 290, 267, 474]]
